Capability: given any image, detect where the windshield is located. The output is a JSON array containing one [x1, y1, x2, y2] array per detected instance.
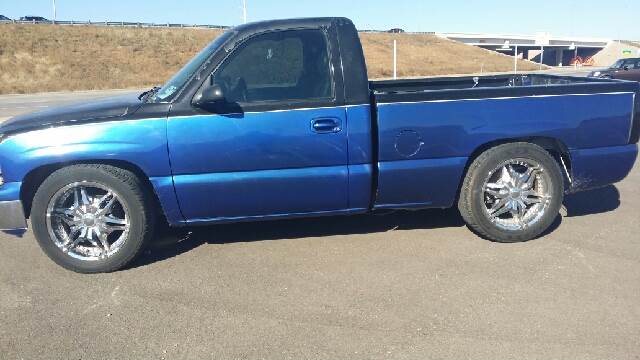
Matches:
[[150, 31, 234, 102], [610, 59, 624, 69]]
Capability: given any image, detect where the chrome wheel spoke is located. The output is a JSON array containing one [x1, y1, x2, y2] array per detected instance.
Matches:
[[54, 207, 75, 217], [489, 198, 510, 219], [52, 208, 78, 226], [521, 189, 548, 205], [513, 212, 526, 229], [63, 237, 84, 253], [95, 228, 110, 257], [104, 215, 127, 225], [520, 166, 540, 189], [103, 215, 128, 235], [485, 188, 504, 198], [486, 182, 506, 189], [62, 226, 83, 251], [67, 226, 82, 242], [515, 199, 528, 219], [506, 164, 519, 184], [63, 227, 87, 253], [85, 228, 102, 249], [508, 201, 527, 229], [523, 195, 542, 205], [73, 188, 81, 208], [97, 192, 116, 215], [499, 166, 513, 185], [490, 206, 511, 220], [80, 187, 91, 206], [485, 182, 509, 199]]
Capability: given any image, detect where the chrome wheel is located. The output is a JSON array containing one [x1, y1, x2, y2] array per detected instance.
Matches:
[[46, 182, 130, 261], [482, 159, 552, 231]]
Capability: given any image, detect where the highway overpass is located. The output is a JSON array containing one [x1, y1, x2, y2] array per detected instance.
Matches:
[[437, 32, 610, 66]]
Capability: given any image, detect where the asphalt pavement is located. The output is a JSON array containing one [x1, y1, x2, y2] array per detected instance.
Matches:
[[0, 89, 639, 360]]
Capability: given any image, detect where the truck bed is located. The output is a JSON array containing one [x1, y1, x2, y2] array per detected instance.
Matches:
[[369, 74, 640, 210]]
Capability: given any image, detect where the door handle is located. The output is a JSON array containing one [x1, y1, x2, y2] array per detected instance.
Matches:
[[311, 118, 341, 133]]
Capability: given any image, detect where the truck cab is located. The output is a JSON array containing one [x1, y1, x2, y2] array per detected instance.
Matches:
[[158, 18, 374, 221]]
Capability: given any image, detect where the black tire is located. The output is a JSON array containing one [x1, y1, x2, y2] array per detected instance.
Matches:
[[458, 142, 564, 242], [31, 164, 156, 273]]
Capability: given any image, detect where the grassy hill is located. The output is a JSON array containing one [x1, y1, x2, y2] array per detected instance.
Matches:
[[360, 32, 542, 78], [0, 24, 543, 94]]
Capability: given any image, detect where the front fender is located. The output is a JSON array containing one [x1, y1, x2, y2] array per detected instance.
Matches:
[[0, 118, 170, 180], [0, 118, 183, 224]]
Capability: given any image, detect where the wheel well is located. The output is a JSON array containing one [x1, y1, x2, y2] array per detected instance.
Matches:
[[20, 160, 167, 223], [455, 137, 572, 201]]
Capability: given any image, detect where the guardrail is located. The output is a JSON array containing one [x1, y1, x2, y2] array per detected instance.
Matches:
[[359, 29, 436, 35], [0, 19, 230, 29], [618, 40, 640, 48], [0, 19, 436, 34]]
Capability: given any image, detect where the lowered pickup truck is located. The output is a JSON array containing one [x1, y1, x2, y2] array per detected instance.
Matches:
[[0, 18, 638, 273]]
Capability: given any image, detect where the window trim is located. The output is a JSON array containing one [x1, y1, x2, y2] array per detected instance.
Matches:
[[193, 27, 340, 114]]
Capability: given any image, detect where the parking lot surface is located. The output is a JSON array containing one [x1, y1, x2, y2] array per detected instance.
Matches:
[[1, 90, 639, 360]]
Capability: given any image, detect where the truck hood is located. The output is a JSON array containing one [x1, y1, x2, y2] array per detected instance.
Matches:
[[0, 93, 144, 135]]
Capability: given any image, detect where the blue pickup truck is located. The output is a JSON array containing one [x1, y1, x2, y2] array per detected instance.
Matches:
[[0, 18, 638, 273]]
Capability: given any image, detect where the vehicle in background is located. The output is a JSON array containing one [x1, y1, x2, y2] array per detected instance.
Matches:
[[0, 17, 638, 273], [0, 15, 11, 21], [589, 58, 640, 81], [388, 28, 405, 33], [19, 16, 50, 22]]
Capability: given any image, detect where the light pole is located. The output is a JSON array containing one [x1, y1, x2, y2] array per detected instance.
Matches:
[[569, 43, 577, 69], [52, 0, 56, 23], [242, 0, 247, 24], [514, 45, 518, 74], [393, 39, 397, 80]]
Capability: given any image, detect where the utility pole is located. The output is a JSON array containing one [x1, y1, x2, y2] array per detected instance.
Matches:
[[52, 0, 56, 23], [242, 0, 247, 24]]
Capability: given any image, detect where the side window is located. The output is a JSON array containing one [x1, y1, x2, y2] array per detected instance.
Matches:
[[623, 59, 637, 69], [212, 29, 333, 104]]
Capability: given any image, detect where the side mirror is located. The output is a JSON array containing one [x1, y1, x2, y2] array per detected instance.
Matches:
[[193, 84, 225, 107]]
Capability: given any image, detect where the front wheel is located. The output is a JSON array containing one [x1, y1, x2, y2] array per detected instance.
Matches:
[[458, 143, 564, 242], [31, 164, 156, 273]]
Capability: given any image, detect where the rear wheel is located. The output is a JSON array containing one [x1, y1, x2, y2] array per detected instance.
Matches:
[[458, 143, 564, 242], [31, 164, 156, 273]]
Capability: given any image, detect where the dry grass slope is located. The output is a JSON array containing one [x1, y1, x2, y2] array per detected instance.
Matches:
[[1, 24, 543, 94], [360, 32, 542, 78], [592, 41, 640, 67], [0, 24, 221, 94]]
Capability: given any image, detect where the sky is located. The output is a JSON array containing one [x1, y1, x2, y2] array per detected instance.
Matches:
[[1, 0, 639, 39]]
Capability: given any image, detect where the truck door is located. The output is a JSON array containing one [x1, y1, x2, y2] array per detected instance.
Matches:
[[167, 29, 350, 222]]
